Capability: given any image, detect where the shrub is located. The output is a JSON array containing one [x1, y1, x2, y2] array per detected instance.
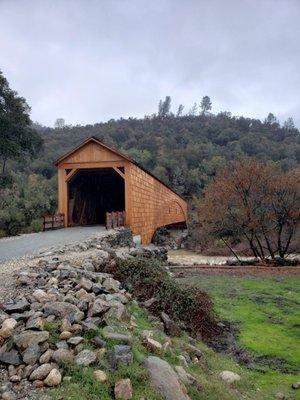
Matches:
[[30, 218, 42, 232], [104, 255, 219, 340]]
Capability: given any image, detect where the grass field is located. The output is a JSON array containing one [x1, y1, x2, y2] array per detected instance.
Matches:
[[51, 301, 298, 400], [180, 273, 300, 398]]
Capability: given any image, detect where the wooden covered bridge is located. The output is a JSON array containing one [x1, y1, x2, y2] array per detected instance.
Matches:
[[54, 137, 187, 244]]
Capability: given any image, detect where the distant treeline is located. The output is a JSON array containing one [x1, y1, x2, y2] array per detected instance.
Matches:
[[33, 104, 300, 198]]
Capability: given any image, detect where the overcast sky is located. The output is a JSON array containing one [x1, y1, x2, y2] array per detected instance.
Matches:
[[0, 0, 299, 128]]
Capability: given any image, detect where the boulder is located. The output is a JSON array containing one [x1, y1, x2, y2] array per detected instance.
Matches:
[[59, 331, 72, 340], [91, 336, 106, 348], [75, 349, 97, 366], [143, 338, 163, 354], [2, 391, 16, 400], [114, 378, 133, 399], [61, 319, 72, 332], [143, 356, 190, 400], [44, 368, 62, 386], [13, 330, 49, 350], [107, 345, 133, 369], [177, 355, 189, 367], [93, 250, 110, 269], [0, 318, 17, 338], [0, 350, 22, 365], [102, 327, 132, 343], [275, 392, 286, 400], [10, 374, 21, 383], [0, 311, 11, 323], [81, 319, 98, 332], [174, 366, 196, 384], [26, 317, 45, 331], [184, 344, 203, 359], [219, 370, 241, 384], [88, 299, 110, 317], [161, 312, 181, 336], [105, 302, 129, 321], [44, 302, 84, 323], [67, 336, 84, 345], [93, 369, 108, 382], [140, 330, 153, 341], [29, 363, 53, 381], [55, 341, 69, 350], [22, 344, 41, 365], [78, 277, 93, 292], [105, 293, 129, 304], [92, 283, 107, 295], [39, 349, 53, 364], [102, 277, 120, 292], [82, 260, 95, 272], [292, 382, 300, 390], [4, 299, 30, 314], [143, 298, 157, 308], [52, 349, 74, 365], [32, 289, 49, 303]]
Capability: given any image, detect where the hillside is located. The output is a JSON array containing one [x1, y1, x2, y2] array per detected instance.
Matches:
[[33, 113, 300, 198]]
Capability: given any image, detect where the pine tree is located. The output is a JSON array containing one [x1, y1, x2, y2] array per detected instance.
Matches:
[[200, 96, 212, 115], [176, 104, 184, 117], [188, 102, 198, 116]]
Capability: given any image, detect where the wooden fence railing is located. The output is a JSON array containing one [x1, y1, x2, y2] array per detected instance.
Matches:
[[106, 211, 126, 230], [41, 214, 65, 231]]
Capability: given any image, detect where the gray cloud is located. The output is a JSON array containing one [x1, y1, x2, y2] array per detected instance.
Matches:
[[0, 0, 299, 127]]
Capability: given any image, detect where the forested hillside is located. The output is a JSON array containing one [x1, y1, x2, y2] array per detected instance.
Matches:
[[34, 111, 300, 198]]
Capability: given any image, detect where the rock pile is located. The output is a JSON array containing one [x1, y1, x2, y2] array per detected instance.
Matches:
[[34, 228, 133, 258], [0, 232, 203, 400], [0, 246, 135, 399]]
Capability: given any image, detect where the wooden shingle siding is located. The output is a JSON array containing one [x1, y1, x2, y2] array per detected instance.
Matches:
[[129, 164, 187, 243]]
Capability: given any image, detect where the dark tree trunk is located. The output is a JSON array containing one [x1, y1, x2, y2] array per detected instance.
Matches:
[[2, 158, 7, 175], [220, 237, 242, 264], [262, 229, 275, 259]]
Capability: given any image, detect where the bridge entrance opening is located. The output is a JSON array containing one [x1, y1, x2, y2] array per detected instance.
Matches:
[[67, 168, 125, 226]]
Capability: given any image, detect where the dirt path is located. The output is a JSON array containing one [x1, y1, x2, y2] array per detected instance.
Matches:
[[170, 264, 300, 277], [0, 225, 106, 263]]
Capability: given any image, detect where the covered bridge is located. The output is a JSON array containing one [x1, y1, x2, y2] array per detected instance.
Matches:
[[55, 137, 187, 244]]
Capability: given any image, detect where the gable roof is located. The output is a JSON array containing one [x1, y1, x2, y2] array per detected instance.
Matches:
[[54, 136, 186, 201], [54, 136, 134, 166]]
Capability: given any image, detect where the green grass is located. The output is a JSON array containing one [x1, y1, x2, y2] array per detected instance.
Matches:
[[44, 320, 61, 345], [180, 273, 300, 399]]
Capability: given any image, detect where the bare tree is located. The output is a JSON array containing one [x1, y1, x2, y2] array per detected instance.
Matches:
[[54, 118, 65, 129], [198, 159, 300, 263]]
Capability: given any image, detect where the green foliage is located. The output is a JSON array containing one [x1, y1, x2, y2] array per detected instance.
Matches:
[[103, 256, 218, 339], [44, 320, 61, 345], [34, 111, 300, 199], [0, 173, 56, 235], [0, 70, 43, 174]]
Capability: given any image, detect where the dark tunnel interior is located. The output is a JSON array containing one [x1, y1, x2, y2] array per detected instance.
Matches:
[[68, 168, 125, 225]]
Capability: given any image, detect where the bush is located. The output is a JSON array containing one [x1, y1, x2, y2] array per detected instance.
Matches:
[[30, 218, 42, 233], [104, 255, 220, 340]]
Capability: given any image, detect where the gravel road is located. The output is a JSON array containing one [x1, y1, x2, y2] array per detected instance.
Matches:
[[0, 225, 106, 263]]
